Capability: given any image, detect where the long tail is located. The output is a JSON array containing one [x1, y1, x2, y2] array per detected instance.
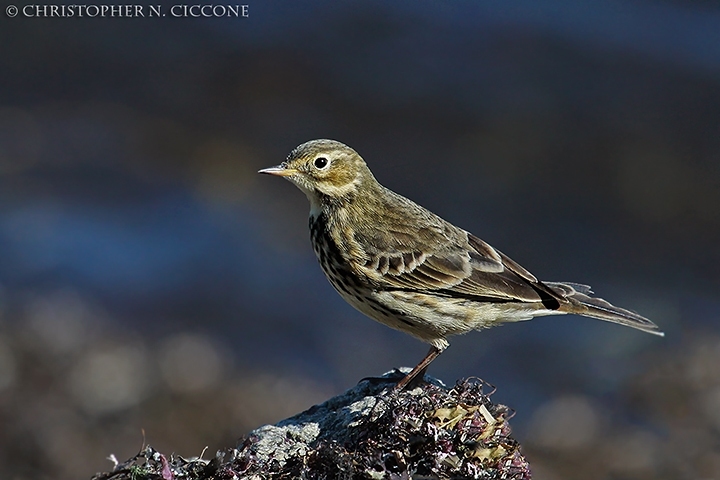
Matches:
[[544, 282, 664, 337]]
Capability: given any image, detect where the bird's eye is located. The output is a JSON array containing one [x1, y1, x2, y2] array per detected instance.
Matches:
[[313, 157, 329, 169]]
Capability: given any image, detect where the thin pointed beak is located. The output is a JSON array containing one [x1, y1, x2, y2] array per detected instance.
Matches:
[[258, 165, 298, 177]]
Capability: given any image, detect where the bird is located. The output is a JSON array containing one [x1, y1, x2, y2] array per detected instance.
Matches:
[[259, 139, 663, 390]]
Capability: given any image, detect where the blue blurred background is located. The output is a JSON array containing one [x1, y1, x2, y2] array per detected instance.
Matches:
[[1, 1, 719, 478]]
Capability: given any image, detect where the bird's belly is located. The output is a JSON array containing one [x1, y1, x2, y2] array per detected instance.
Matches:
[[331, 280, 453, 347]]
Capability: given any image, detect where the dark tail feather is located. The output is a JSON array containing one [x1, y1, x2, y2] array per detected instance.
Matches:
[[545, 282, 664, 337]]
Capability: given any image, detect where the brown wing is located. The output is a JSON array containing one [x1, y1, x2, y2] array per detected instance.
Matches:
[[355, 225, 555, 305], [443, 234, 556, 304], [340, 185, 558, 305]]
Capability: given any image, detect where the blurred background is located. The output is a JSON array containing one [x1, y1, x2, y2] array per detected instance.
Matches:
[[1, 1, 719, 478]]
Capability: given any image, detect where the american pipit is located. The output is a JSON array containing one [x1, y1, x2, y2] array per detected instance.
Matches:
[[260, 139, 663, 390]]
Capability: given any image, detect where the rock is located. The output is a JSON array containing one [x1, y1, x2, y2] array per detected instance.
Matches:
[[92, 373, 531, 479]]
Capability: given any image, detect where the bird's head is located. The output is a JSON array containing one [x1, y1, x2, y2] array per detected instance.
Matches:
[[259, 139, 375, 209]]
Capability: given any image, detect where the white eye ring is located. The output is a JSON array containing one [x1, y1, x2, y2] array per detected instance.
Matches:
[[313, 157, 329, 169]]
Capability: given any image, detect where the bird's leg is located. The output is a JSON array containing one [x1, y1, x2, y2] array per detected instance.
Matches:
[[394, 345, 444, 391]]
